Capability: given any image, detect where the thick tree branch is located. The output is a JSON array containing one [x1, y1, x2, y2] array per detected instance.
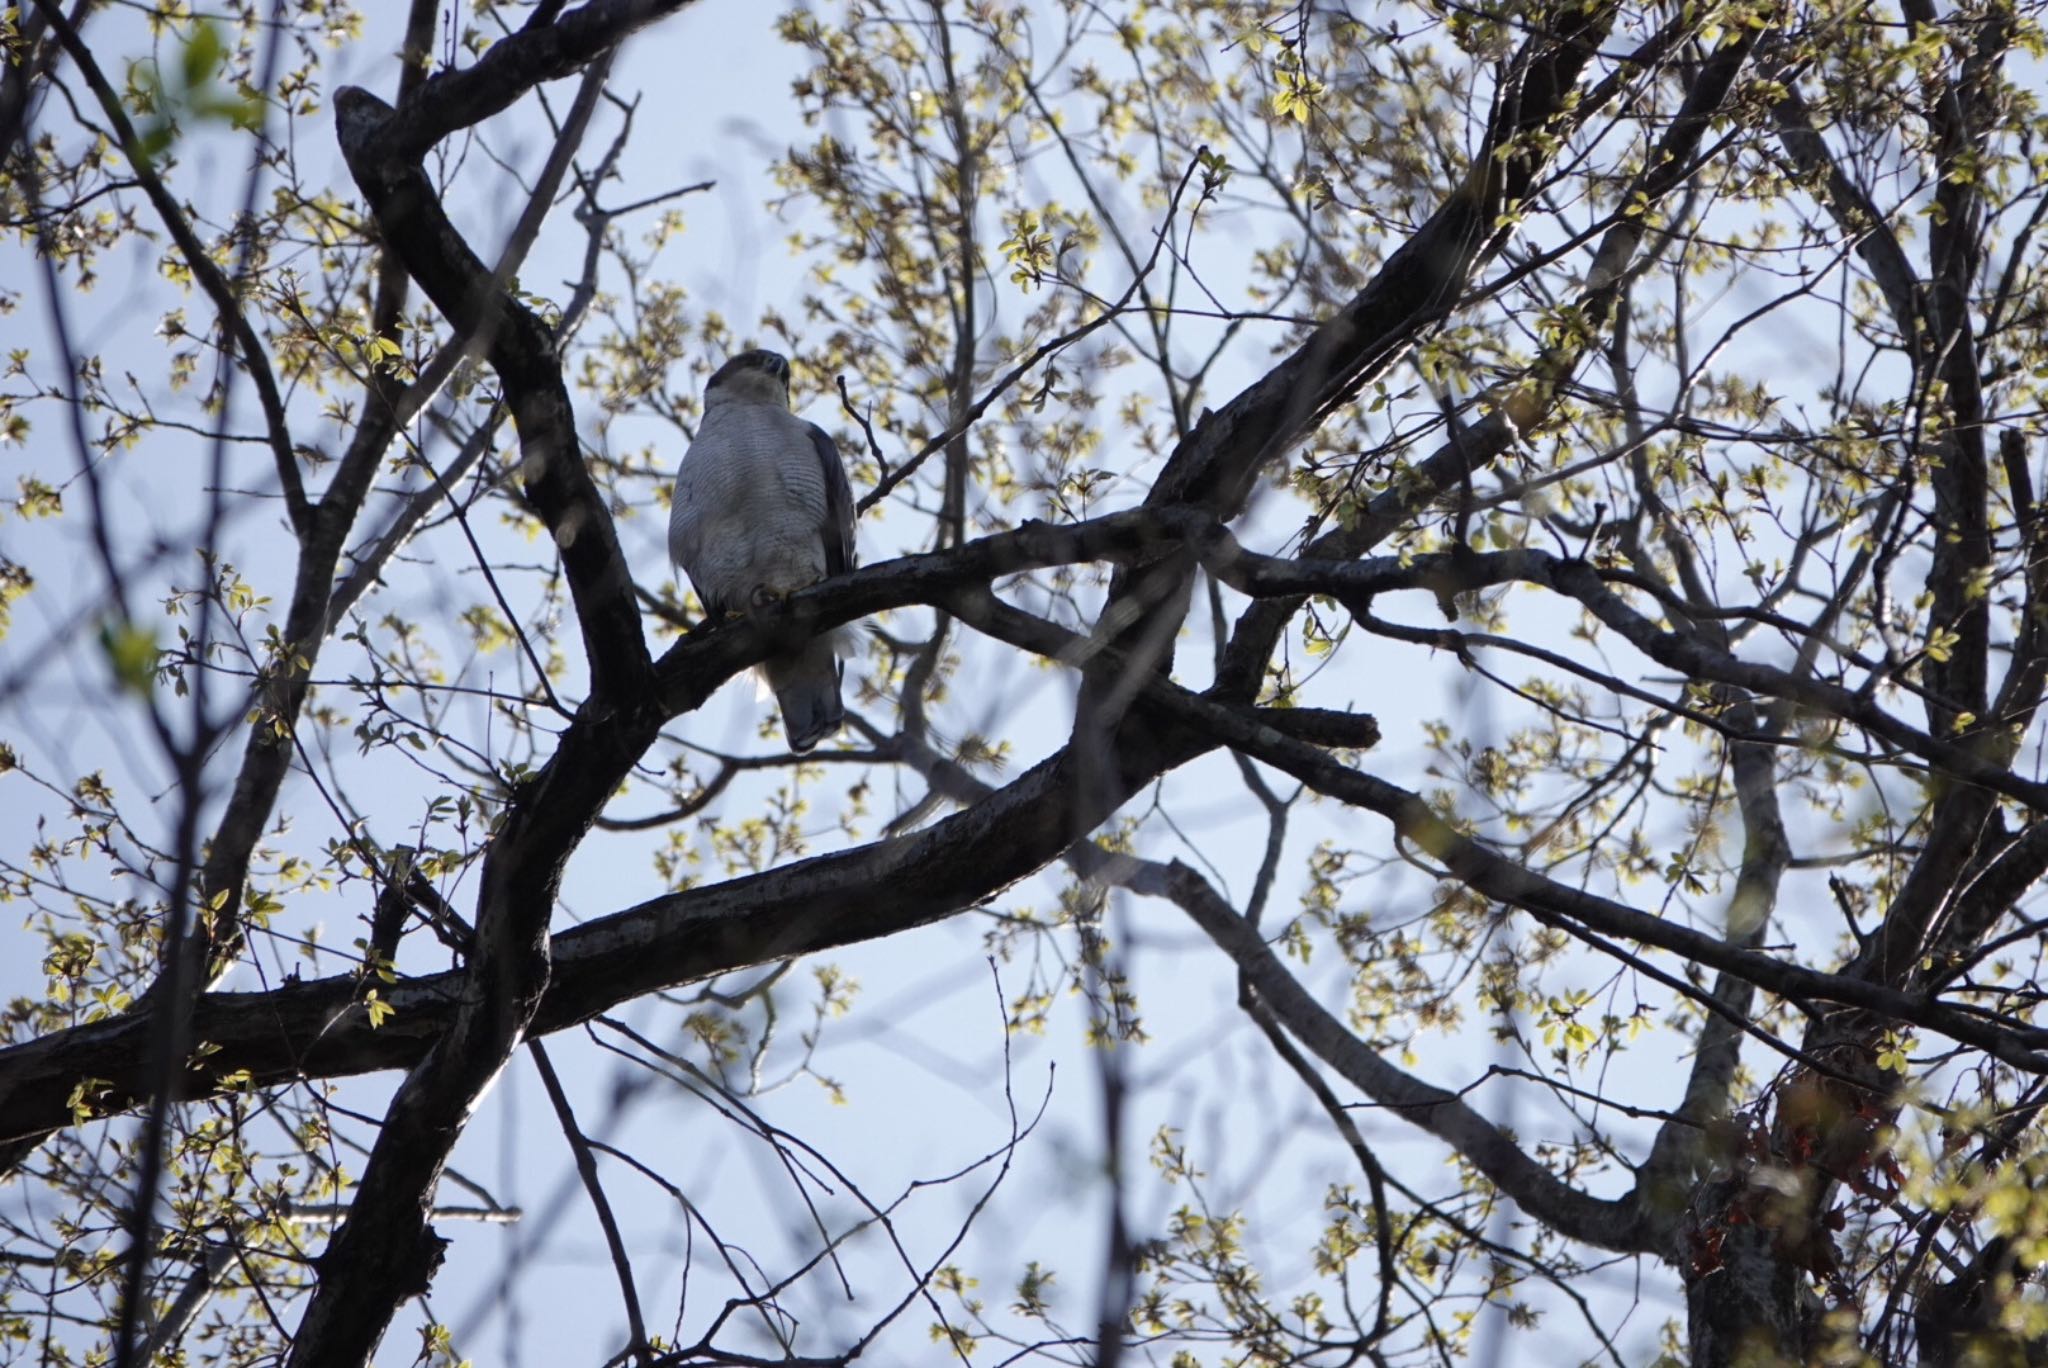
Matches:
[[0, 716, 1197, 1156], [1218, 19, 1764, 696], [270, 19, 684, 1360], [335, 86, 651, 699], [1906, 0, 1998, 740], [1147, 692, 2048, 1072], [1142, 0, 1622, 525], [384, 0, 700, 156], [1209, 544, 2048, 816], [193, 51, 618, 979], [1114, 855, 1649, 1253]]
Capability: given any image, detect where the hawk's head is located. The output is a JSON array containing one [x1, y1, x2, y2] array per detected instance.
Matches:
[[705, 349, 792, 411]]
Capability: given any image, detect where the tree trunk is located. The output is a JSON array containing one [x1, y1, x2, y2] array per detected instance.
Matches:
[[1686, 1171, 1821, 1366]]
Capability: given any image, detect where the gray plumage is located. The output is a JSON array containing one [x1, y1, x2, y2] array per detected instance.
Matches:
[[670, 349, 855, 752]]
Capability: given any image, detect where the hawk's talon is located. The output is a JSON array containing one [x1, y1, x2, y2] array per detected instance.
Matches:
[[688, 606, 738, 635]]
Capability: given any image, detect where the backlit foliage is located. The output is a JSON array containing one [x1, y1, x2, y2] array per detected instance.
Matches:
[[4, 0, 2048, 1364]]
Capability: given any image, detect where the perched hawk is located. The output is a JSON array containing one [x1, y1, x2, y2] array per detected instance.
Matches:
[[669, 349, 856, 753]]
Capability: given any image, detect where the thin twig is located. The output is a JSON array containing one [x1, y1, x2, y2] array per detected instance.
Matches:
[[530, 1039, 653, 1368]]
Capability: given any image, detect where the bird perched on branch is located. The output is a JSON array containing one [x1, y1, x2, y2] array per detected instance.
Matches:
[[669, 349, 856, 753]]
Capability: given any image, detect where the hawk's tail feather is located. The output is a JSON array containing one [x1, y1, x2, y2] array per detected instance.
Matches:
[[764, 634, 846, 754], [749, 626, 859, 702]]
